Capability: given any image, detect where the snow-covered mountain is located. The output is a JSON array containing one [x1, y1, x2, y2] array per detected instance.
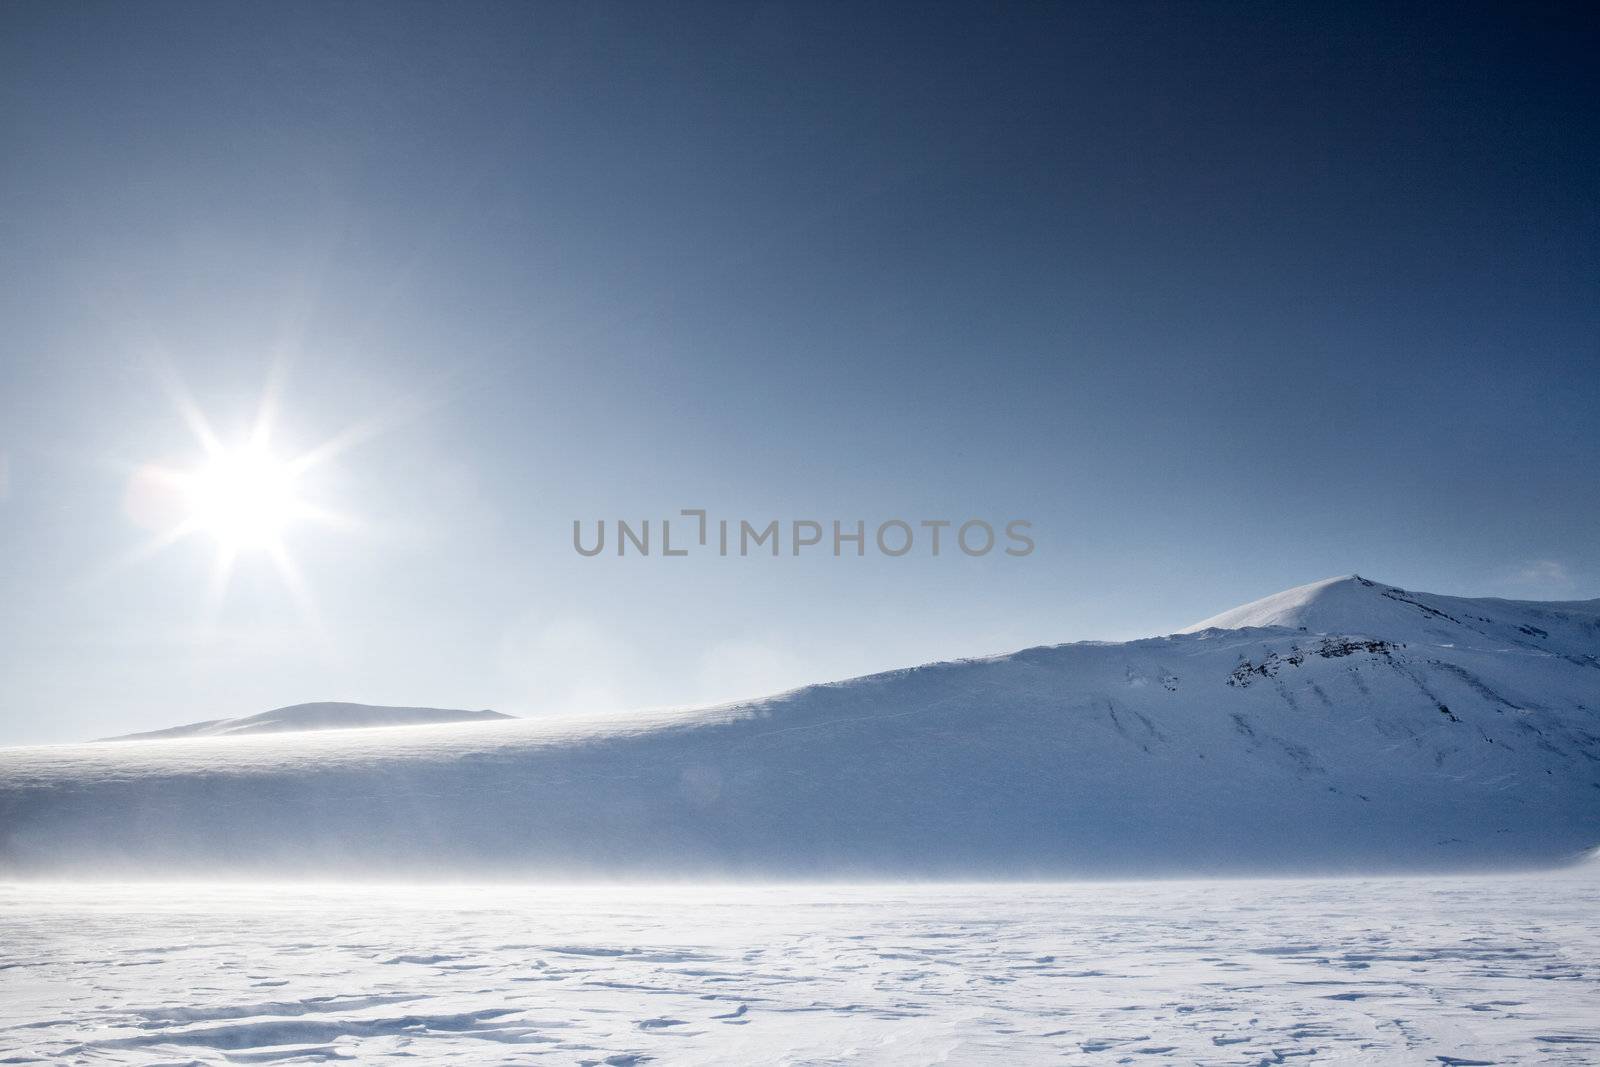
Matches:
[[2, 576, 1596, 879], [97, 702, 513, 741], [1183, 574, 1600, 648]]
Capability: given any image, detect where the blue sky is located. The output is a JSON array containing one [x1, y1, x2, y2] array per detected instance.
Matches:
[[1, 2, 1596, 743]]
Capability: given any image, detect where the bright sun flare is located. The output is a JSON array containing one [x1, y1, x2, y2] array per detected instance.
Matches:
[[182, 447, 301, 551], [120, 372, 371, 615]]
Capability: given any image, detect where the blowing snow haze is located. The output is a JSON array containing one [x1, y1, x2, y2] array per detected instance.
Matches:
[[2, 575, 1596, 881]]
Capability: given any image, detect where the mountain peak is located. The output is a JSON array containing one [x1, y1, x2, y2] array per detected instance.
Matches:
[[1179, 574, 1377, 633], [1179, 574, 1600, 653]]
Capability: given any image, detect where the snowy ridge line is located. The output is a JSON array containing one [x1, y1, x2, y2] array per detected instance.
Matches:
[[1, 575, 1597, 879], [94, 702, 516, 742]]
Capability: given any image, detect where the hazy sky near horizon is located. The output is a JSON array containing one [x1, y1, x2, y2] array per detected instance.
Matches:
[[1, 2, 1596, 743]]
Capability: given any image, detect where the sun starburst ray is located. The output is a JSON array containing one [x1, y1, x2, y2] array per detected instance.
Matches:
[[110, 368, 377, 628]]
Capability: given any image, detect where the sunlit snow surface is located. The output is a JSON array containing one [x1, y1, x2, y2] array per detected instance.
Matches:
[[8, 577, 1598, 880], [3, 873, 1598, 1064]]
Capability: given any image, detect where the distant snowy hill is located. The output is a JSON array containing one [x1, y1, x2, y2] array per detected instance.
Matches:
[[98, 702, 514, 741], [2, 576, 1596, 879]]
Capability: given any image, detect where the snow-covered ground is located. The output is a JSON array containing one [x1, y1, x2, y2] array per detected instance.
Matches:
[[3, 872, 1598, 1064], [2, 578, 1596, 1061], [3, 576, 1596, 878]]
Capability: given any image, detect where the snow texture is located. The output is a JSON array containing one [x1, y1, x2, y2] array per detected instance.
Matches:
[[1, 576, 1597, 878], [1, 874, 1598, 1064]]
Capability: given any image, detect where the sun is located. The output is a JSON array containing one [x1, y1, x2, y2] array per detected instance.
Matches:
[[117, 369, 376, 615], [182, 446, 302, 551]]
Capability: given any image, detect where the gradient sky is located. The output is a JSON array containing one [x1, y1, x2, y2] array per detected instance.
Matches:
[[1, 2, 1596, 744]]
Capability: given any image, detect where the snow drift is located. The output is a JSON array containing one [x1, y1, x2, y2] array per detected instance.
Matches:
[[1, 576, 1596, 879]]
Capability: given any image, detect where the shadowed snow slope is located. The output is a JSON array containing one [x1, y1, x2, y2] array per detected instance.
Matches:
[[2, 576, 1596, 879], [97, 702, 514, 741]]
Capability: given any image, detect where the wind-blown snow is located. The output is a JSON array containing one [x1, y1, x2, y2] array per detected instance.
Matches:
[[97, 702, 514, 742], [1, 576, 1596, 878]]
